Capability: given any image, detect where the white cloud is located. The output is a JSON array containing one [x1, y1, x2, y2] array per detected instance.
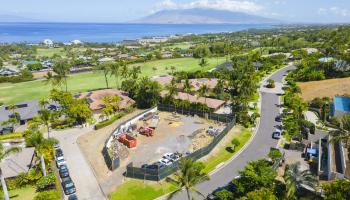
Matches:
[[318, 7, 350, 17], [154, 0, 264, 13]]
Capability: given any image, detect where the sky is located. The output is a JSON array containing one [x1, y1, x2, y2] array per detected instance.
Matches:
[[1, 0, 350, 23]]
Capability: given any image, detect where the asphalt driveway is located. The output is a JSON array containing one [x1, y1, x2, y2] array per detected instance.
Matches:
[[52, 127, 107, 200]]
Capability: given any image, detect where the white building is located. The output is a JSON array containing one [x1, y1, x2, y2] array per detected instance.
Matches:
[[43, 39, 54, 47]]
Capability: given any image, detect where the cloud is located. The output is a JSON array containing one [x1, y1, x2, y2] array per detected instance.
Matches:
[[154, 0, 264, 13], [318, 7, 350, 17]]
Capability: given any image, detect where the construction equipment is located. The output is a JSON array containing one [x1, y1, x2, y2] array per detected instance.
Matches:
[[118, 134, 137, 148], [149, 115, 160, 129], [138, 127, 154, 137]]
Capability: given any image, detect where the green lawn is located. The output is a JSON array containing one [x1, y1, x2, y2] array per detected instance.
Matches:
[[203, 127, 252, 173], [0, 186, 36, 200], [167, 43, 193, 49], [0, 57, 225, 104], [36, 47, 66, 57], [109, 180, 177, 200]]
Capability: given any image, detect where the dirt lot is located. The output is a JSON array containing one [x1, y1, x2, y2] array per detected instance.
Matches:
[[298, 77, 350, 101], [78, 110, 225, 194]]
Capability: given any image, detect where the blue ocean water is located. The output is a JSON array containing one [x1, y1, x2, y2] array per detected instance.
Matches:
[[0, 23, 271, 43]]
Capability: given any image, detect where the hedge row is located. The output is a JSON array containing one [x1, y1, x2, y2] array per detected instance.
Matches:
[[95, 111, 127, 130], [0, 132, 23, 140]]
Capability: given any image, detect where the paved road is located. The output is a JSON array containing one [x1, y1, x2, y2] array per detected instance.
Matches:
[[172, 65, 296, 200], [52, 127, 107, 200]]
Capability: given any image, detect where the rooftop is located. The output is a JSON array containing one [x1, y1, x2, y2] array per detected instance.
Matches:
[[160, 91, 225, 110], [76, 89, 135, 111], [0, 147, 35, 178]]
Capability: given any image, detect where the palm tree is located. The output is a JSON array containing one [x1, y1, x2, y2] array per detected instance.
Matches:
[[110, 62, 120, 88], [330, 114, 350, 147], [44, 71, 62, 89], [0, 143, 21, 200], [183, 78, 193, 102], [120, 62, 129, 80], [26, 132, 58, 177], [198, 84, 209, 112], [167, 158, 209, 200], [95, 62, 111, 89], [165, 78, 178, 104], [284, 162, 318, 199], [52, 59, 70, 92]]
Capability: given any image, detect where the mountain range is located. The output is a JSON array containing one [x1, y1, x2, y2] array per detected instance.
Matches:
[[132, 8, 279, 24]]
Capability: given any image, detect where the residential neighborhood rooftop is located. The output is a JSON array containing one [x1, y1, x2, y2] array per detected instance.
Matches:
[[0, 147, 35, 178], [76, 89, 135, 111]]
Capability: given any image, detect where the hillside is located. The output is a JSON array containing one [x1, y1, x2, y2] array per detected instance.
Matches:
[[132, 8, 278, 24]]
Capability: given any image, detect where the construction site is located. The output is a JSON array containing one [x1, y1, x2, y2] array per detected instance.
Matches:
[[106, 108, 226, 169]]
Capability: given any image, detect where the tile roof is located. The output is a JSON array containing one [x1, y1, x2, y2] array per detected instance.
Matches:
[[77, 89, 135, 111], [161, 91, 225, 110]]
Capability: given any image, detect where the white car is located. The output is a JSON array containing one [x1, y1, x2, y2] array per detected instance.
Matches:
[[162, 153, 173, 160], [272, 131, 282, 139], [159, 158, 173, 166], [163, 153, 181, 162], [56, 158, 66, 167]]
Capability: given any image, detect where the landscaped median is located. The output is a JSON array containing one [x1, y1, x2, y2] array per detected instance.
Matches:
[[108, 126, 252, 200]]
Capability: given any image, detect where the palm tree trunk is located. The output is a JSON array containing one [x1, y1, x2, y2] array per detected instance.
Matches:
[[64, 76, 68, 92], [0, 168, 9, 200], [46, 124, 50, 138], [104, 72, 109, 89], [186, 188, 191, 200], [40, 155, 47, 176]]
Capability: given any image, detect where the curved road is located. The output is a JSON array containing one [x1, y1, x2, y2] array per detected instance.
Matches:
[[172, 65, 296, 200]]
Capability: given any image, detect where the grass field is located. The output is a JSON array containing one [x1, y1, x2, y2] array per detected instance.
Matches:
[[36, 47, 66, 57], [0, 57, 225, 104], [0, 186, 36, 200], [298, 77, 350, 101], [167, 43, 193, 49], [109, 180, 177, 200], [202, 127, 251, 173]]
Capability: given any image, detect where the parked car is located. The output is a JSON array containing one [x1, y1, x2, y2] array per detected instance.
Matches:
[[275, 115, 283, 122], [68, 194, 78, 200], [160, 158, 173, 166], [55, 149, 63, 158], [272, 131, 282, 139], [59, 165, 69, 178], [62, 177, 76, 195], [53, 144, 60, 149], [148, 161, 165, 169], [56, 157, 66, 167], [163, 153, 181, 162]]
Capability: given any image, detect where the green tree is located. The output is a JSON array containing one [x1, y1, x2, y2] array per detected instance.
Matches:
[[322, 179, 350, 200], [109, 62, 120, 88], [167, 158, 209, 200], [215, 189, 233, 200], [233, 160, 277, 197], [241, 187, 277, 200], [283, 162, 318, 199], [0, 143, 21, 200], [135, 77, 161, 108], [34, 190, 60, 200], [268, 148, 283, 165], [26, 132, 58, 177], [52, 59, 70, 92], [231, 138, 240, 151], [165, 78, 178, 104], [183, 78, 193, 101], [95, 62, 111, 88]]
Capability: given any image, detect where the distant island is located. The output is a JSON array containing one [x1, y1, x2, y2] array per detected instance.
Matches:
[[132, 8, 279, 24]]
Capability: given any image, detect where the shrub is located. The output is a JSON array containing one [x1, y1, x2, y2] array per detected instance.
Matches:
[[266, 79, 275, 88], [95, 111, 126, 130], [0, 132, 23, 140], [231, 138, 240, 151], [51, 118, 75, 129], [34, 190, 60, 200], [36, 174, 56, 191]]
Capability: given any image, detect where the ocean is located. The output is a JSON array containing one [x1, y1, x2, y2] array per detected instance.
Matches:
[[0, 23, 272, 43]]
